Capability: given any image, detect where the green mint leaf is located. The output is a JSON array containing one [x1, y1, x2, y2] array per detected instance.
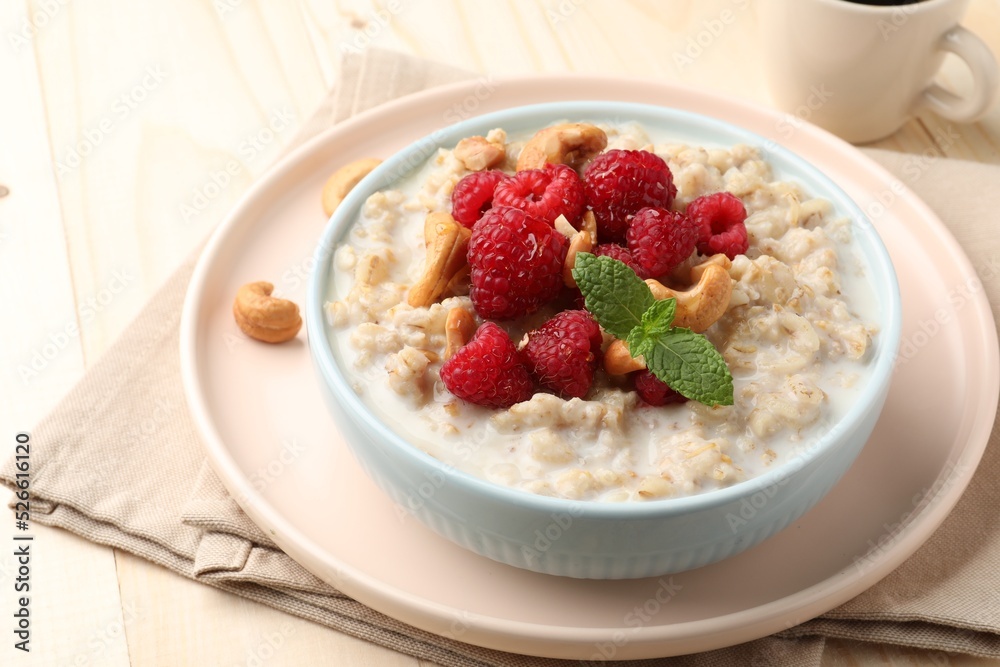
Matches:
[[643, 328, 735, 406], [625, 298, 676, 359], [573, 252, 734, 406], [572, 253, 653, 340]]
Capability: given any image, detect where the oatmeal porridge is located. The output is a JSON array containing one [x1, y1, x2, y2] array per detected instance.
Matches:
[[324, 121, 878, 502]]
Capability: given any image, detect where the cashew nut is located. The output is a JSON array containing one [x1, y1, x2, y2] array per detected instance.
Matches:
[[646, 263, 734, 333], [563, 227, 595, 288], [321, 157, 382, 217], [232, 281, 302, 343], [407, 212, 472, 308], [689, 253, 732, 284], [601, 258, 733, 372], [603, 339, 645, 375], [444, 307, 477, 360], [443, 265, 471, 297], [454, 136, 506, 171], [580, 210, 597, 241], [516, 123, 608, 171]]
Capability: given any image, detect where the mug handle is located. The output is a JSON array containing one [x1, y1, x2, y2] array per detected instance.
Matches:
[[919, 26, 1000, 122]]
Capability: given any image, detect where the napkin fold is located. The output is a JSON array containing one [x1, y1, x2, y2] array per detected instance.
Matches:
[[5, 48, 1000, 667]]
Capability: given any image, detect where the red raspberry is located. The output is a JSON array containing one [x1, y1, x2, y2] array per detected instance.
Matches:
[[521, 310, 603, 399], [633, 370, 687, 406], [583, 150, 677, 243], [492, 163, 585, 227], [625, 208, 699, 279], [593, 243, 642, 275], [441, 322, 534, 409], [687, 192, 749, 260], [451, 170, 510, 228], [468, 206, 568, 319]]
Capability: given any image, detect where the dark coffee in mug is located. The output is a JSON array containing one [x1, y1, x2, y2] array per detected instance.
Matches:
[[841, 0, 926, 5]]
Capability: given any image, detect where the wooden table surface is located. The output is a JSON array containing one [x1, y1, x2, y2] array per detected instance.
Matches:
[[3, 1, 999, 665]]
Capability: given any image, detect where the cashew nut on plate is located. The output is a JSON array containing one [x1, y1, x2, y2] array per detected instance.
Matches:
[[516, 123, 608, 171], [407, 212, 472, 308], [321, 157, 382, 217], [232, 281, 302, 343]]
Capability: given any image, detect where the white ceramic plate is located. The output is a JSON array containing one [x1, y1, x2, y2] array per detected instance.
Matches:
[[180, 77, 999, 660]]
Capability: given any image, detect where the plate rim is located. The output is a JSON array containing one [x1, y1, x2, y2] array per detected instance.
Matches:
[[180, 74, 1000, 658]]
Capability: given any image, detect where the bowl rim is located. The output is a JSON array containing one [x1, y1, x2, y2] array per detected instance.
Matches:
[[305, 99, 903, 519]]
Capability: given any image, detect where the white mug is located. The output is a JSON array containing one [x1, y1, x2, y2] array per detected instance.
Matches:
[[759, 0, 999, 143]]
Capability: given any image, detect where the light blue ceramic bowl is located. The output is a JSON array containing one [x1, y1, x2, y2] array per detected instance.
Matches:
[[306, 101, 902, 580]]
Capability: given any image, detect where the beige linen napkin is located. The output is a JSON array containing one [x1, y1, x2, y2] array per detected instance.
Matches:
[[4, 48, 999, 666]]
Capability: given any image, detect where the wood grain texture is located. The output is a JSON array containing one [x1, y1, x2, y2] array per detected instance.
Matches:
[[0, 490, 132, 667], [1, 0, 85, 427], [113, 551, 418, 667], [0, 12, 131, 665], [4, 0, 999, 665]]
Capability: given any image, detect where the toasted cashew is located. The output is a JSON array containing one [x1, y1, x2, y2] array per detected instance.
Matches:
[[603, 339, 645, 375], [689, 253, 732, 284], [321, 157, 382, 217], [563, 228, 595, 288], [580, 210, 597, 242], [454, 136, 506, 171], [444, 307, 477, 360], [232, 281, 302, 343], [516, 123, 608, 171], [646, 264, 734, 333], [443, 264, 471, 297], [602, 257, 733, 372], [407, 212, 472, 307]]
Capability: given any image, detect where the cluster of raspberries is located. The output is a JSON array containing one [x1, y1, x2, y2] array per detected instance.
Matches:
[[440, 148, 748, 409]]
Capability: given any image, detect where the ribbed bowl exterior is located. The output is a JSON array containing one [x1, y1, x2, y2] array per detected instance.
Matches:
[[315, 375, 888, 579]]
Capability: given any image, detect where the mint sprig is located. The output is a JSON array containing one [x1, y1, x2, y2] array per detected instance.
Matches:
[[626, 299, 677, 356], [572, 253, 734, 406], [572, 251, 653, 340]]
